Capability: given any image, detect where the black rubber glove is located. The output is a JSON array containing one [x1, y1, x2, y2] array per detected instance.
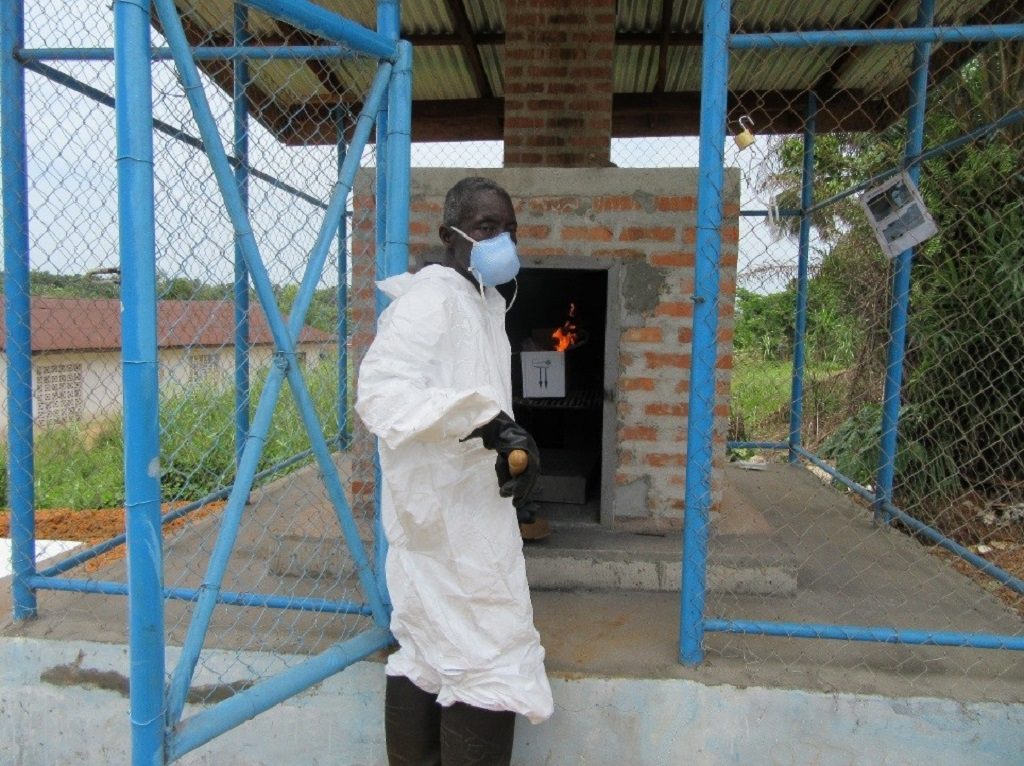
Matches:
[[463, 411, 541, 507]]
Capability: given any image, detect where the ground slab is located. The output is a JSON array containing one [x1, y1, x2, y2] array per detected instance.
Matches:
[[1, 462, 1022, 762], [1, 636, 1022, 765]]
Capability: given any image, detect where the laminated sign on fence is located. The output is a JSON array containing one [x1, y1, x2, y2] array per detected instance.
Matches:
[[859, 171, 939, 258]]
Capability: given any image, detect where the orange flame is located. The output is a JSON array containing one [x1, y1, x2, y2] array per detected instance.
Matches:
[[551, 303, 578, 352]]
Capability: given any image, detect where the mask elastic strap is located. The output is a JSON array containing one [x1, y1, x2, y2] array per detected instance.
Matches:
[[505, 278, 518, 313], [471, 268, 486, 299], [448, 225, 476, 244]]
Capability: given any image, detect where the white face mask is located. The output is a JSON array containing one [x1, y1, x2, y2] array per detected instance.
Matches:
[[449, 226, 522, 287]]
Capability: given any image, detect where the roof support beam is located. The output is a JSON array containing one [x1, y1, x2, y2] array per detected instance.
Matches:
[[654, 0, 675, 93], [443, 0, 493, 98], [280, 88, 901, 144]]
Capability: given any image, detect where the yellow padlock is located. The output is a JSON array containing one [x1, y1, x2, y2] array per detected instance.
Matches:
[[734, 116, 755, 151]]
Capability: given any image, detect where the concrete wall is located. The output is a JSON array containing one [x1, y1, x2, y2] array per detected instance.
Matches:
[[2, 637, 1021, 765], [351, 167, 738, 523]]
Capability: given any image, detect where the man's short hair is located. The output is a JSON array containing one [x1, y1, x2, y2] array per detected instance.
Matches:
[[442, 177, 512, 228]]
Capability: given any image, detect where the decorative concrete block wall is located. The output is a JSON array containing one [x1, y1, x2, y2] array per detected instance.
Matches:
[[351, 167, 739, 525]]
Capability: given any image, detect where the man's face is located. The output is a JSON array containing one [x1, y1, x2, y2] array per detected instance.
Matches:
[[440, 189, 518, 283]]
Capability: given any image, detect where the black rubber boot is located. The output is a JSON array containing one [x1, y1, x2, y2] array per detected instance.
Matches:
[[385, 674, 442, 766], [439, 702, 516, 766]]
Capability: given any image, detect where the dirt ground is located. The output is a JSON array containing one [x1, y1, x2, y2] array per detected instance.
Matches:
[[0, 501, 225, 573]]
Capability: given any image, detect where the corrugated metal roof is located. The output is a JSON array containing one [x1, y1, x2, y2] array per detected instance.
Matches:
[[160, 0, 1016, 140], [410, 45, 481, 100]]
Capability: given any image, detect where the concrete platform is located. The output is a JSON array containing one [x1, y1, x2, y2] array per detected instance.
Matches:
[[2, 461, 1022, 764]]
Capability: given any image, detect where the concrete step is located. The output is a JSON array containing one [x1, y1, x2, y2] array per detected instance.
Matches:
[[523, 523, 798, 596], [262, 521, 797, 597]]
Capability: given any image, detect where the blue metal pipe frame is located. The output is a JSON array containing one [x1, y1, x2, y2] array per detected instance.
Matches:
[[19, 45, 364, 61], [787, 92, 817, 464], [335, 110, 350, 448], [680, 0, 732, 667], [731, 23, 1024, 49], [705, 618, 1024, 650], [233, 3, 251, 470], [374, 0, 402, 618], [153, 0, 393, 731], [169, 628, 392, 761], [114, 1, 165, 763], [26, 575, 373, 615], [2, 0, 37, 622], [239, 0, 396, 60], [875, 0, 936, 524]]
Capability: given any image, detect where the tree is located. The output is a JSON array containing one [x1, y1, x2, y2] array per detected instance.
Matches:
[[759, 42, 1024, 514]]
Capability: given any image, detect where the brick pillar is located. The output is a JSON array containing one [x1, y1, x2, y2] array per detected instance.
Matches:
[[503, 0, 616, 167]]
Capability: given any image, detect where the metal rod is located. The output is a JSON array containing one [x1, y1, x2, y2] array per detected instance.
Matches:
[[152, 0, 304, 722], [277, 64, 394, 630], [238, 0, 396, 59], [792, 445, 1024, 595], [335, 111, 350, 449], [18, 45, 363, 61], [2, 0, 37, 622], [680, 0, 732, 668], [233, 4, 251, 469], [730, 24, 1024, 49], [168, 628, 392, 761], [875, 0, 936, 525], [788, 92, 817, 464], [739, 209, 800, 217], [373, 0, 401, 619], [705, 618, 1024, 650], [881, 499, 1024, 596], [20, 60, 328, 210], [28, 576, 374, 615], [385, 41, 412, 281], [165, 365, 287, 725], [373, 34, 411, 618], [114, 1, 165, 762], [727, 441, 788, 450]]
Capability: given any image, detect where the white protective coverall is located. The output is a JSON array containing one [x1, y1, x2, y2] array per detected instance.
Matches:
[[355, 264, 553, 724]]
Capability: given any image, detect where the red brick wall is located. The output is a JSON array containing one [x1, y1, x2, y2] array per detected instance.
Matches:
[[352, 168, 738, 524], [503, 0, 616, 167]]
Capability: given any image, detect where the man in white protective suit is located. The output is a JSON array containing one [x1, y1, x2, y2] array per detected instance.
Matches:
[[356, 176, 553, 764]]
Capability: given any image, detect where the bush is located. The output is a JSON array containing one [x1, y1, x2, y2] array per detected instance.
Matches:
[[820, 403, 960, 512]]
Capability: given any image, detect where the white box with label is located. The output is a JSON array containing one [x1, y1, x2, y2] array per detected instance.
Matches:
[[520, 351, 565, 398]]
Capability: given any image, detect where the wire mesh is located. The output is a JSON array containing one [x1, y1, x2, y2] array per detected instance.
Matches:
[[694, 1, 1023, 697], [4, 0, 1022, 743], [5, 0, 384, 714]]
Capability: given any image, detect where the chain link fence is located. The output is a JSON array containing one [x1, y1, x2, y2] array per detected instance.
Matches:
[[4, 0, 386, 720], [688, 2, 1023, 694], [4, 0, 1022, 753]]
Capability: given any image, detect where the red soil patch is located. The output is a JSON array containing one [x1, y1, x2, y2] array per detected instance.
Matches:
[[0, 501, 225, 572]]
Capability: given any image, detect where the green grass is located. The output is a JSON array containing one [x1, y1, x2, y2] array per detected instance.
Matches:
[[0, 359, 348, 510], [731, 353, 850, 443]]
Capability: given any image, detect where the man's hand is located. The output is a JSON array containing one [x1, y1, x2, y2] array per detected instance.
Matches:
[[463, 412, 541, 507]]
